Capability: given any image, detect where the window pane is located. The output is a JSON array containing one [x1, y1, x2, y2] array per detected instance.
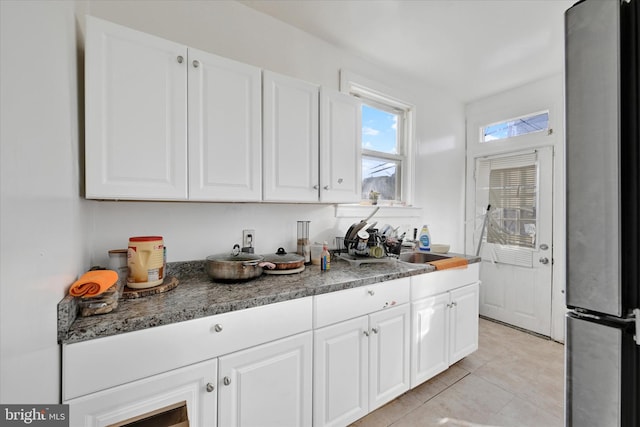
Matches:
[[487, 164, 537, 248], [362, 104, 398, 154], [362, 156, 399, 201], [482, 111, 549, 142]]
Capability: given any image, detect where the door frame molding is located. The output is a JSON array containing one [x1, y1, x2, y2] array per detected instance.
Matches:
[[464, 74, 566, 342]]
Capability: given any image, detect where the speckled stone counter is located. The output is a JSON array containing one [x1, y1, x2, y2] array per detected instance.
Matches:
[[58, 254, 479, 345]]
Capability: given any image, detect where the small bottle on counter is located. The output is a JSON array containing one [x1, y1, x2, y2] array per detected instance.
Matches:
[[321, 241, 330, 271], [418, 225, 431, 252]]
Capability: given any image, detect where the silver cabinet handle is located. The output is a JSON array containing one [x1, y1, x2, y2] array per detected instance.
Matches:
[[212, 324, 223, 333], [371, 327, 379, 334], [368, 290, 375, 296], [206, 383, 215, 392], [223, 377, 231, 386], [363, 330, 370, 337], [313, 185, 319, 190], [539, 257, 550, 265], [337, 178, 343, 184], [193, 60, 200, 68], [177, 55, 184, 63], [323, 185, 329, 190]]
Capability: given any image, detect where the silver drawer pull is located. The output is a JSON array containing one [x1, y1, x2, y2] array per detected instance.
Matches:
[[223, 377, 231, 386], [206, 383, 215, 392], [363, 330, 370, 337], [368, 290, 375, 296], [212, 324, 223, 333], [371, 327, 379, 334]]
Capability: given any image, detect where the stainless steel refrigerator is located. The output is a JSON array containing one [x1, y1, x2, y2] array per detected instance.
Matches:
[[565, 0, 640, 426]]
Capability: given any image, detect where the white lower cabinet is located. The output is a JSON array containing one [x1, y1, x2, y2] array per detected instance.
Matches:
[[218, 331, 313, 427], [449, 283, 480, 364], [63, 298, 313, 427], [312, 279, 411, 427], [411, 281, 479, 388], [368, 305, 411, 410], [66, 359, 218, 427], [314, 316, 369, 427], [63, 270, 480, 427], [66, 332, 313, 427]]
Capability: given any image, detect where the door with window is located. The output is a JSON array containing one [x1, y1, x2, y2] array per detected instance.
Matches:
[[474, 146, 553, 336]]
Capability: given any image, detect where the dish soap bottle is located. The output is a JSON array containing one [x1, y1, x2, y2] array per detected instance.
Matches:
[[321, 241, 330, 271], [418, 225, 431, 252]]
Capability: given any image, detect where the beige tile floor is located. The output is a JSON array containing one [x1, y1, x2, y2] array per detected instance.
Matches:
[[352, 318, 565, 427]]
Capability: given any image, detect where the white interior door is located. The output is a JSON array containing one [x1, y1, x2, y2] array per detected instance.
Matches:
[[474, 146, 553, 336]]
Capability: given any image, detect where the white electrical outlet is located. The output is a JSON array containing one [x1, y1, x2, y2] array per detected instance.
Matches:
[[242, 229, 255, 248]]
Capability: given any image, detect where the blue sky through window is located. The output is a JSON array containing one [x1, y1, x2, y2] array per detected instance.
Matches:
[[362, 104, 398, 154], [483, 111, 549, 142]]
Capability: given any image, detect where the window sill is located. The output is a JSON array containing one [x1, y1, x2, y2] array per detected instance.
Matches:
[[335, 204, 422, 219]]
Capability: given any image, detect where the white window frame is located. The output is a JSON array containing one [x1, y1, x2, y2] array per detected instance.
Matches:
[[339, 70, 415, 206]]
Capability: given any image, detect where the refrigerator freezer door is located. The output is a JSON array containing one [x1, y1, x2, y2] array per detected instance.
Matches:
[[566, 314, 622, 427], [565, 0, 622, 316]]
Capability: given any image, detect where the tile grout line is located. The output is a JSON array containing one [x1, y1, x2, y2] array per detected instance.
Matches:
[[388, 370, 473, 427]]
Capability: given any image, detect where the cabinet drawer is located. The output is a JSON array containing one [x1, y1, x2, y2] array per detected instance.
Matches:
[[314, 278, 410, 328], [411, 263, 479, 300], [63, 297, 312, 401]]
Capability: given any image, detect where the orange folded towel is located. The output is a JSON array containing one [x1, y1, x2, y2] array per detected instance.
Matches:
[[428, 257, 468, 271], [69, 270, 118, 297]]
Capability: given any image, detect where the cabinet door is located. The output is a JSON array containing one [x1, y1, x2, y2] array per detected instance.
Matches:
[[66, 359, 217, 427], [188, 48, 262, 201], [263, 71, 319, 202], [85, 16, 188, 200], [449, 282, 480, 364], [320, 89, 362, 203], [218, 332, 312, 427], [411, 292, 450, 388], [313, 316, 369, 427], [369, 304, 410, 411]]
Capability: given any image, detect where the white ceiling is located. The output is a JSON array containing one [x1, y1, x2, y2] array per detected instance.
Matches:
[[240, 0, 575, 103]]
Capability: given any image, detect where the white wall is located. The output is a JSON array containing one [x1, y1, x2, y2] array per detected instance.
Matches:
[[0, 0, 466, 402], [0, 0, 89, 403]]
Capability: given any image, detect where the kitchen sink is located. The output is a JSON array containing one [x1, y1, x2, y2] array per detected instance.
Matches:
[[398, 252, 450, 264]]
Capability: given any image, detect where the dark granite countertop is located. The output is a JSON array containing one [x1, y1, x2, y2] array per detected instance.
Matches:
[[58, 253, 479, 345]]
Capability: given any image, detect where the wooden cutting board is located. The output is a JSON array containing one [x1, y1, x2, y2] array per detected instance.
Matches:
[[427, 257, 468, 271], [122, 276, 179, 299]]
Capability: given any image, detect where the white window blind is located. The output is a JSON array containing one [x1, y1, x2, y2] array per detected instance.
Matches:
[[476, 151, 539, 267]]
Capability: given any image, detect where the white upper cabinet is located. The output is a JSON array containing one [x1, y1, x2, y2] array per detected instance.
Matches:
[[85, 16, 188, 200], [86, 17, 360, 203], [188, 48, 262, 201], [85, 17, 261, 202], [320, 89, 362, 203], [263, 71, 320, 202]]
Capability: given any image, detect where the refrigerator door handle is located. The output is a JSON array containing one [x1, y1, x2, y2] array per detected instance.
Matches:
[[635, 308, 640, 346]]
